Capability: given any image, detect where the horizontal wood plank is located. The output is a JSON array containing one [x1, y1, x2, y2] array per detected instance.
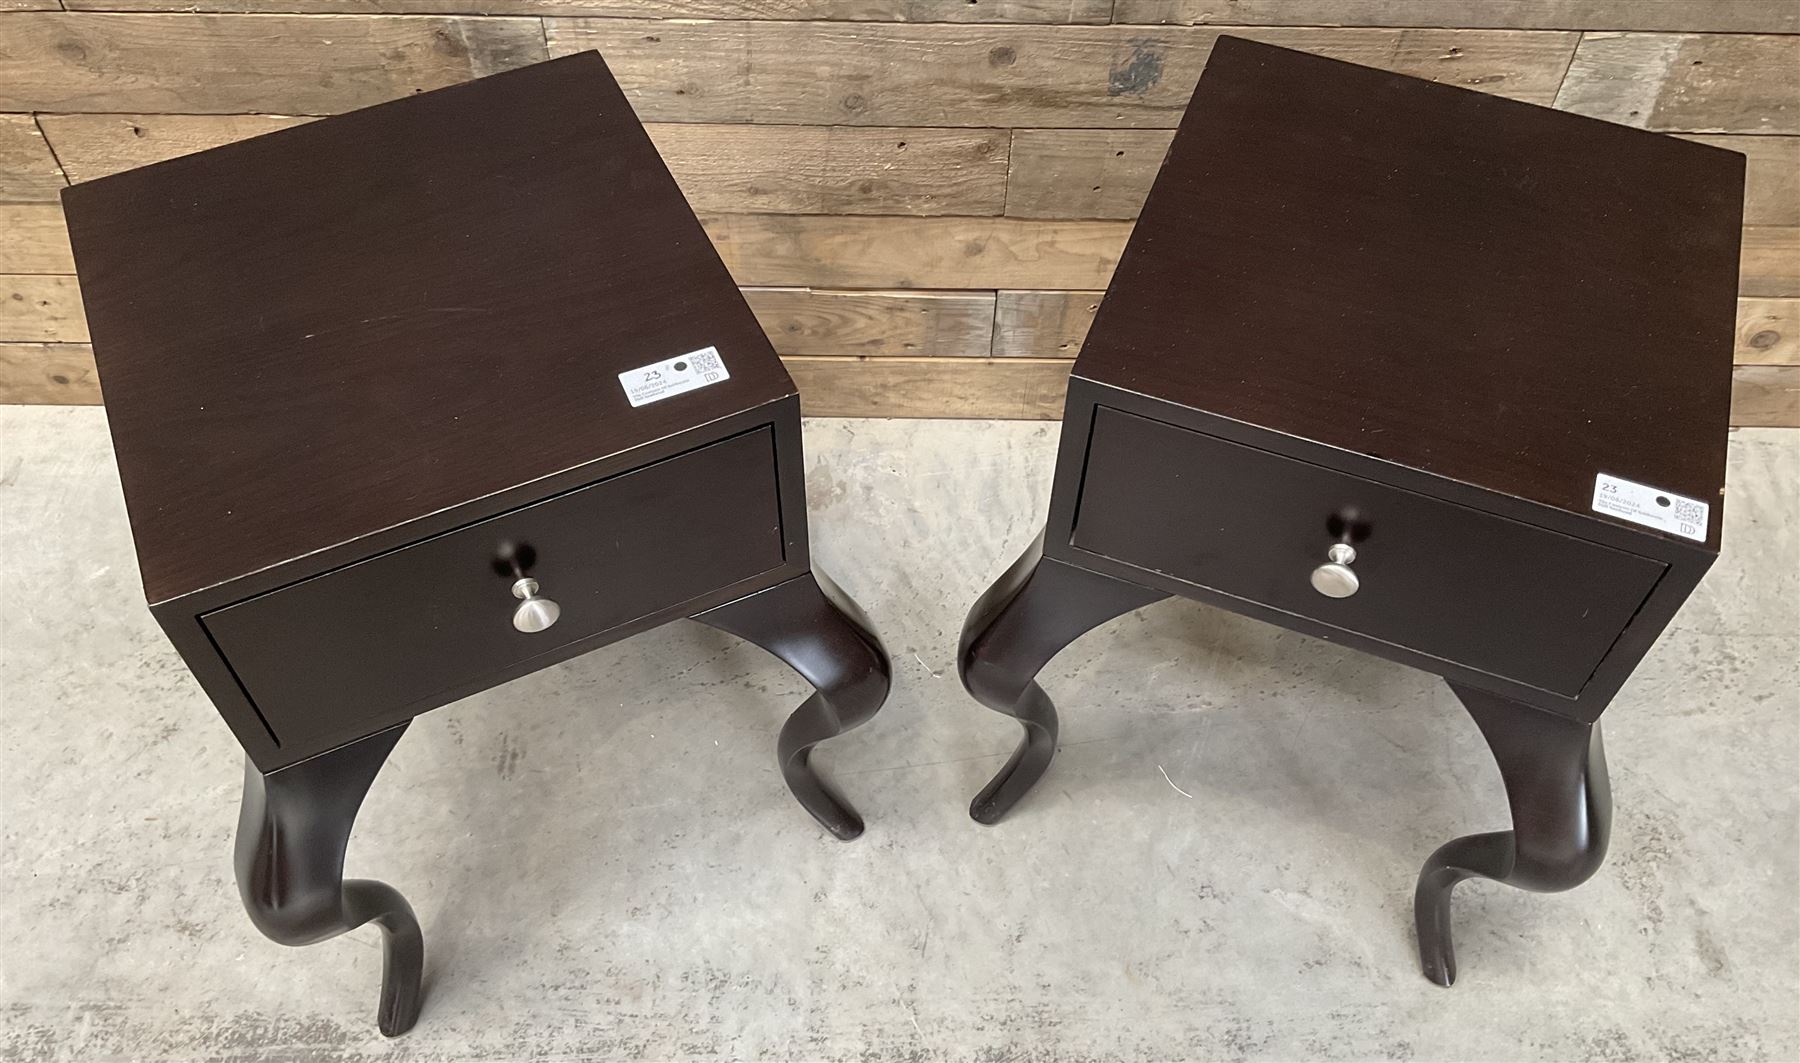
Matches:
[[548, 20, 1578, 127], [995, 289, 1800, 366], [0, 206, 74, 273], [34, 114, 1007, 216], [993, 289, 1102, 356], [0, 343, 101, 404], [0, 115, 65, 202], [783, 356, 1070, 418], [1112, 1, 1800, 33], [647, 125, 1007, 216], [1005, 129, 1172, 219], [56, 1, 1114, 20], [995, 290, 1094, 359], [702, 215, 1131, 289], [1731, 365, 1799, 427], [1556, 32, 1800, 134], [34, 113, 313, 182], [1742, 228, 1800, 299], [1680, 136, 1800, 229], [1736, 298, 1798, 366], [0, 13, 547, 114], [0, 275, 87, 342], [1008, 130, 1800, 224], [744, 288, 995, 357]]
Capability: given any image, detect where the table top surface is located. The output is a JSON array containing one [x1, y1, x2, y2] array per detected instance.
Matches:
[[64, 52, 791, 605], [1075, 36, 1742, 544]]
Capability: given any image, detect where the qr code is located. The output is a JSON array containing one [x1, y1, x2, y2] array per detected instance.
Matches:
[[1671, 498, 1705, 526]]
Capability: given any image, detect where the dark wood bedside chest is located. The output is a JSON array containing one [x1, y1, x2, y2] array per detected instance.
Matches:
[[62, 52, 890, 1035], [960, 37, 1742, 985]]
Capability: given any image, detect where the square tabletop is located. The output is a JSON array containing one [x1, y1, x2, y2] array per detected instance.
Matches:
[[1075, 36, 1744, 539], [63, 52, 792, 605]]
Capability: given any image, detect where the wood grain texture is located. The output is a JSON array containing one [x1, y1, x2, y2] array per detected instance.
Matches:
[[1112, 1, 1800, 33], [0, 115, 65, 202], [1680, 136, 1799, 229], [1006, 129, 1173, 219], [998, 290, 1800, 368], [547, 20, 1579, 127], [34, 113, 314, 182], [1736, 298, 1798, 366], [1742, 228, 1800, 299], [1010, 130, 1800, 223], [0, 206, 74, 273], [702, 215, 1131, 289], [36, 114, 1007, 216], [0, 275, 87, 342], [57, 1, 1114, 19], [0, 13, 548, 114], [783, 356, 1070, 418], [1556, 33, 1800, 134], [1731, 365, 1799, 427], [743, 288, 995, 357], [993, 289, 1101, 356], [0, 1, 61, 10], [647, 124, 1007, 215], [0, 343, 100, 403]]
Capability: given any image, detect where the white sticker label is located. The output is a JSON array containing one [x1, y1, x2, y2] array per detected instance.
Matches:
[[617, 347, 730, 407], [1592, 473, 1710, 542]]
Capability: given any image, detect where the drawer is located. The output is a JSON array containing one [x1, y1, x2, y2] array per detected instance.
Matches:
[[204, 428, 785, 750], [1070, 408, 1665, 696]]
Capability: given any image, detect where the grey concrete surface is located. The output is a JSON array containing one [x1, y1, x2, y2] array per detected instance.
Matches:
[[2, 405, 1796, 1063]]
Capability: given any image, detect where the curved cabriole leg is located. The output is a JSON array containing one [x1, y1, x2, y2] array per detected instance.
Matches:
[[1415, 683, 1611, 986], [960, 530, 1168, 825], [235, 722, 423, 1036], [693, 568, 891, 841]]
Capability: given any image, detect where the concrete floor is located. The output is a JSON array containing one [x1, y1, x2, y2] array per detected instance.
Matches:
[[1, 406, 1796, 1062]]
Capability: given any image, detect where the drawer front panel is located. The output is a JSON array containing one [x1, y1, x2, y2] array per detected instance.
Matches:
[[205, 428, 785, 750], [1070, 408, 1664, 696]]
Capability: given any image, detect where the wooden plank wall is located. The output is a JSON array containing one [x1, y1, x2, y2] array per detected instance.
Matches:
[[1, 1, 1795, 426]]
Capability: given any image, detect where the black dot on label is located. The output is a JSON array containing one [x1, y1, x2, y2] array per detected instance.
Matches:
[[1655, 496, 1671, 507], [673, 361, 688, 372]]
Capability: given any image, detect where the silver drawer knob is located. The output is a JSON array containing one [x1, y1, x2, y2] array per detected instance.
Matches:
[[1309, 543, 1359, 599], [510, 577, 561, 633]]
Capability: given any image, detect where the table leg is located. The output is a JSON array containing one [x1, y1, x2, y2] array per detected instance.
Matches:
[[1414, 683, 1611, 986], [960, 530, 1168, 824], [234, 721, 423, 1036], [692, 568, 891, 840]]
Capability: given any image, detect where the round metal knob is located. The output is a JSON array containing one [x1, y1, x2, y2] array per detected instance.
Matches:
[[1309, 543, 1359, 599], [510, 577, 561, 633]]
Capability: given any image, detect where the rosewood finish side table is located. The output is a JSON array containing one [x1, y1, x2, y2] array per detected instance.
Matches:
[[63, 53, 890, 1035], [960, 37, 1742, 985]]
